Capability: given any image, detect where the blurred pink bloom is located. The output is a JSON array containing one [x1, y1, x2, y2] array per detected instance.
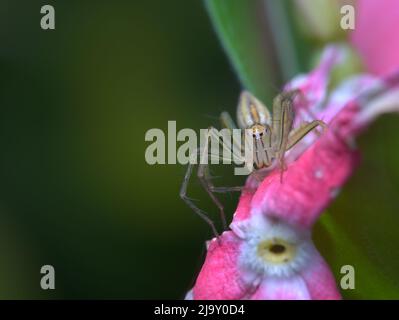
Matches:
[[187, 45, 399, 300], [351, 0, 399, 76]]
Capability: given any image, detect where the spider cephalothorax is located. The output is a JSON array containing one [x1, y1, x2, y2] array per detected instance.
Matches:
[[236, 90, 325, 171]]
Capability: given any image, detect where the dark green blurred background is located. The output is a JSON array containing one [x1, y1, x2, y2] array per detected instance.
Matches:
[[1, 0, 399, 299], [0, 0, 245, 298]]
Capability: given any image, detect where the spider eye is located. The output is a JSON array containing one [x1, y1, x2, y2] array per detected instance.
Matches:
[[259, 132, 263, 136]]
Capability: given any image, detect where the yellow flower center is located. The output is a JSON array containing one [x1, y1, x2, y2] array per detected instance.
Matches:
[[257, 238, 297, 264]]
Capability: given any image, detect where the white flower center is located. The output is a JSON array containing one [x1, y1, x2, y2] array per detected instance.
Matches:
[[238, 215, 315, 278]]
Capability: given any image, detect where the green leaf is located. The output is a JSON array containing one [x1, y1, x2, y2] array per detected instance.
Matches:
[[204, 0, 278, 103], [315, 214, 399, 299]]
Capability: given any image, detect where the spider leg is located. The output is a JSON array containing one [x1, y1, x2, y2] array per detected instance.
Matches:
[[294, 90, 320, 122], [210, 186, 243, 193], [286, 120, 327, 150], [220, 111, 238, 130], [200, 126, 243, 230], [180, 148, 219, 238], [272, 91, 296, 182], [214, 112, 245, 192], [180, 122, 244, 236], [198, 163, 228, 230]]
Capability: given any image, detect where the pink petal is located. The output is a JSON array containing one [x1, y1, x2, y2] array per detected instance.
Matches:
[[250, 276, 311, 300], [229, 189, 255, 238], [301, 251, 342, 300], [248, 105, 360, 228], [249, 251, 342, 300], [192, 231, 250, 300], [285, 45, 343, 116], [351, 0, 399, 76]]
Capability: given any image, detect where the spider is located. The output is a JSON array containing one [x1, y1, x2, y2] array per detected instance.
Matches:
[[180, 90, 326, 237]]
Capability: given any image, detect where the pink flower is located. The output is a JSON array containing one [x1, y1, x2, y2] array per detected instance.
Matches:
[[351, 0, 399, 76], [187, 45, 399, 300], [187, 228, 340, 300]]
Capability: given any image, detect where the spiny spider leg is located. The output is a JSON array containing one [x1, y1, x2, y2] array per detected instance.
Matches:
[[180, 148, 219, 238], [180, 122, 243, 237], [198, 163, 228, 231]]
